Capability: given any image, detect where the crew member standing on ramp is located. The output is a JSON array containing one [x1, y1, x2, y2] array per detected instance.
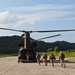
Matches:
[[59, 51, 66, 68]]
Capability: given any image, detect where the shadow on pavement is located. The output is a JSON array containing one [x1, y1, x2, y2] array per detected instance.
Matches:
[[40, 59, 75, 63]]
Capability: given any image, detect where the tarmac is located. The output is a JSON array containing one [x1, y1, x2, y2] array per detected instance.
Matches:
[[0, 57, 75, 75]]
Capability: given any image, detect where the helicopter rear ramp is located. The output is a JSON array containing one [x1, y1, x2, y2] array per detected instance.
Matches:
[[0, 57, 75, 75]]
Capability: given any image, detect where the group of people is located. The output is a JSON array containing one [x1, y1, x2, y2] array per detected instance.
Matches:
[[36, 51, 66, 68]]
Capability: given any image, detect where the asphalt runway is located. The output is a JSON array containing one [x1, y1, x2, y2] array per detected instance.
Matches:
[[0, 57, 75, 75]]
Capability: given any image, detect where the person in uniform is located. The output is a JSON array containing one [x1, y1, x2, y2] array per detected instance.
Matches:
[[18, 46, 24, 63], [36, 53, 41, 65], [49, 52, 56, 68], [59, 51, 66, 68], [30, 40, 37, 58], [26, 51, 31, 60], [42, 53, 47, 66]]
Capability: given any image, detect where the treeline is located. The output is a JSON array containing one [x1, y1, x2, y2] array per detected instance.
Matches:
[[0, 35, 75, 54], [0, 35, 23, 54], [37, 41, 75, 52]]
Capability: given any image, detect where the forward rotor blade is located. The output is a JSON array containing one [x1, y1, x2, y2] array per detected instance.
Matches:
[[0, 27, 25, 32], [1, 27, 75, 33], [37, 34, 61, 41], [31, 29, 75, 33]]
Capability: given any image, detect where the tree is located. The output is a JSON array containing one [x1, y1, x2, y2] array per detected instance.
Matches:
[[47, 48, 53, 52], [54, 46, 59, 52]]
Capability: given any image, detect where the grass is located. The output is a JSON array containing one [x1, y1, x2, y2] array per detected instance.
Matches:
[[0, 51, 75, 58], [39, 51, 75, 57], [0, 54, 18, 58], [64, 51, 75, 57]]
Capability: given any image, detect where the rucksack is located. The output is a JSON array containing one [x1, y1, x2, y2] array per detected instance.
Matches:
[[43, 55, 47, 59], [59, 53, 65, 59], [50, 55, 56, 59]]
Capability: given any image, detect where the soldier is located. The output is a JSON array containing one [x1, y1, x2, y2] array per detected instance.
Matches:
[[49, 52, 56, 68], [26, 52, 31, 60], [36, 53, 41, 65], [18, 46, 24, 63], [42, 53, 47, 66], [59, 51, 66, 68]]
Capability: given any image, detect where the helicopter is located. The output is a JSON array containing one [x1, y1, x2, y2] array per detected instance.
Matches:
[[0, 27, 75, 63]]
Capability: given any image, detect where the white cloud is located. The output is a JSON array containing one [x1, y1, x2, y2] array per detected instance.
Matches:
[[11, 4, 75, 11], [0, 11, 19, 27], [65, 17, 75, 20], [0, 10, 70, 27], [0, 11, 40, 27], [0, 4, 75, 27]]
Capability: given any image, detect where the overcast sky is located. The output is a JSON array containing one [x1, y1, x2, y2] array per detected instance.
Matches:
[[0, 0, 75, 43]]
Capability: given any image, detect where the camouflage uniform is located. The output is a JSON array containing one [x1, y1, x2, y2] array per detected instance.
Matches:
[[36, 53, 41, 65], [59, 51, 66, 68], [42, 53, 47, 66], [26, 52, 31, 60], [49, 52, 56, 68], [18, 46, 23, 63]]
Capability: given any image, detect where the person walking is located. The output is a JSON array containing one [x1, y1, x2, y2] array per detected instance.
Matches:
[[42, 53, 47, 66], [49, 52, 56, 68], [36, 53, 41, 65], [59, 51, 66, 68]]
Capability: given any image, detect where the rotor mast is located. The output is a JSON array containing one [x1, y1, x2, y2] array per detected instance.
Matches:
[[23, 32, 30, 49]]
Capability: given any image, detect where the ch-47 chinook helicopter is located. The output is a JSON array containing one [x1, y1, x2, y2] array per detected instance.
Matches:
[[0, 27, 75, 63]]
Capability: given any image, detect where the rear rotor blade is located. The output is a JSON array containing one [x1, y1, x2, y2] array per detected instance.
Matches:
[[37, 34, 61, 41]]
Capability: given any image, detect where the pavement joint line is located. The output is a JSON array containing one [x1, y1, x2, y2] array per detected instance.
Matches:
[[0, 62, 18, 75], [55, 67, 70, 75]]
